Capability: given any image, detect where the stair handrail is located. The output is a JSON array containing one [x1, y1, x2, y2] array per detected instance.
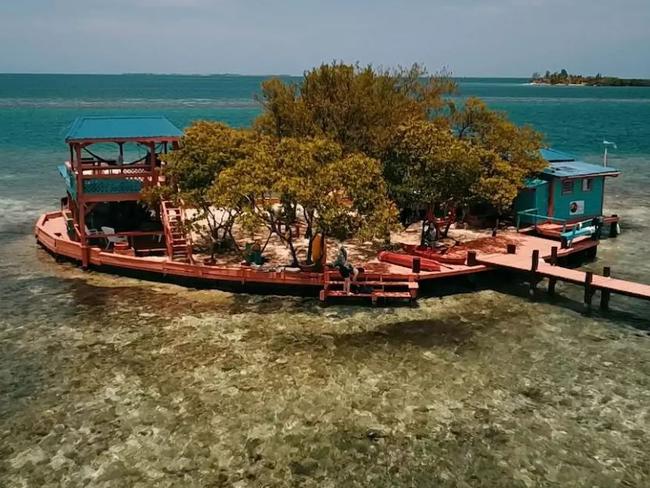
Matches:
[[178, 199, 194, 264], [160, 200, 175, 260]]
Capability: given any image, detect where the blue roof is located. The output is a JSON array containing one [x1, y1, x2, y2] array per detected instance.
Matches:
[[65, 115, 182, 142], [544, 161, 620, 178], [540, 148, 576, 162], [540, 147, 619, 178]]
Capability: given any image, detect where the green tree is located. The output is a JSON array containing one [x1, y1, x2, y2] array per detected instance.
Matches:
[[450, 98, 546, 213], [384, 120, 486, 240], [255, 62, 456, 158], [384, 120, 483, 217], [160, 121, 259, 253], [212, 137, 397, 266]]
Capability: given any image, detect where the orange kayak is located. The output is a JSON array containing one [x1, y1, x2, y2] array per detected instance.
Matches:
[[401, 244, 467, 265], [377, 251, 441, 271]]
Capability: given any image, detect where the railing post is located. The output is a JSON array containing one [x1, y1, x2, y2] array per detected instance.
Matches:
[[411, 257, 421, 274], [531, 250, 539, 272], [507, 243, 517, 254], [550, 246, 558, 266], [467, 251, 478, 266], [600, 266, 611, 310], [529, 250, 540, 296]]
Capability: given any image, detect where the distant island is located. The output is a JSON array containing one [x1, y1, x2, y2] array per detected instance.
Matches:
[[531, 70, 650, 87]]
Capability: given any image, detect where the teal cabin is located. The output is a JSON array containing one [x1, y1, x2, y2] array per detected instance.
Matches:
[[515, 148, 620, 226]]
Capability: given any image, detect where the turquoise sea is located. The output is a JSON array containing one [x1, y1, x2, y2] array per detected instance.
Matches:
[[1, 75, 649, 486]]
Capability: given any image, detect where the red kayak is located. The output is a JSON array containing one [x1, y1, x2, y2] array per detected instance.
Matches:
[[401, 244, 467, 265], [377, 251, 441, 271]]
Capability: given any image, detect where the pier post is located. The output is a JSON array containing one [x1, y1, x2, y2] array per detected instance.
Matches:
[[412, 257, 421, 274], [507, 243, 517, 254], [550, 246, 558, 266], [600, 266, 611, 310], [609, 216, 619, 238], [584, 271, 594, 313], [529, 250, 540, 296], [548, 277, 557, 297], [531, 250, 539, 272], [467, 251, 478, 266]]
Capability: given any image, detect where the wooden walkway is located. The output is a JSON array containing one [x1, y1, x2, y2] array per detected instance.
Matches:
[[476, 246, 650, 310]]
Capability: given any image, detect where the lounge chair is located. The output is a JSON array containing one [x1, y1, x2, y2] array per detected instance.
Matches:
[[101, 226, 128, 250]]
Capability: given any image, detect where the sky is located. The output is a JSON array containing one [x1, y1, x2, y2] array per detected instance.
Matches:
[[1, 0, 649, 77]]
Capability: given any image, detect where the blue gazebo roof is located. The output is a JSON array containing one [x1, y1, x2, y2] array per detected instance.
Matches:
[[65, 115, 182, 142]]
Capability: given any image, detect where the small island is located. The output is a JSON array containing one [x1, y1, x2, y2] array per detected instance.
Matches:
[[531, 69, 650, 87]]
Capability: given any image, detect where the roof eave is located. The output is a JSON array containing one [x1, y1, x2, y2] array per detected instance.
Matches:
[[66, 135, 182, 144]]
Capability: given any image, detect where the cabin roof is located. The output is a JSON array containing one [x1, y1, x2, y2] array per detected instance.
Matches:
[[65, 115, 182, 143], [544, 161, 620, 178], [540, 147, 619, 178]]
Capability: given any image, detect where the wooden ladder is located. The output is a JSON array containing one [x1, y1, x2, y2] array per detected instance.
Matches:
[[161, 200, 193, 263]]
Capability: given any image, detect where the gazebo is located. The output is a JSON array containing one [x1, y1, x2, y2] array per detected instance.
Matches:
[[60, 115, 183, 267]]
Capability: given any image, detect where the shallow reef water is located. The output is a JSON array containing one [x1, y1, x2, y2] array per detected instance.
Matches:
[[1, 236, 649, 486]]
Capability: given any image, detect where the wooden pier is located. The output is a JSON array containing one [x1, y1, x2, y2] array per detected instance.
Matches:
[[475, 245, 650, 311]]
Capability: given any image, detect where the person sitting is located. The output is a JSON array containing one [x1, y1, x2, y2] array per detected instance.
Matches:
[[243, 241, 266, 266], [333, 245, 359, 294]]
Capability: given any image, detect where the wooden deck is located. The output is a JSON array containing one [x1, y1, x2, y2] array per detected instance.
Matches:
[[477, 244, 650, 308], [35, 210, 611, 304]]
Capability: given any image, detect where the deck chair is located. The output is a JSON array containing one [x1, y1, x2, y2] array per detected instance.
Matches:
[[101, 226, 128, 250]]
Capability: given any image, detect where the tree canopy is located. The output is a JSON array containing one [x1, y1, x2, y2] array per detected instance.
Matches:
[[449, 97, 546, 212], [211, 137, 397, 264], [255, 62, 456, 158], [384, 120, 484, 214], [156, 121, 260, 252], [157, 62, 549, 257]]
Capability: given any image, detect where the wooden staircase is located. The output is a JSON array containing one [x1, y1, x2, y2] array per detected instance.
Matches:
[[320, 271, 418, 304], [161, 200, 193, 263]]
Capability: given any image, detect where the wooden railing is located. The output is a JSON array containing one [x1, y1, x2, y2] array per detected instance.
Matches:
[[178, 199, 194, 263], [160, 200, 175, 259]]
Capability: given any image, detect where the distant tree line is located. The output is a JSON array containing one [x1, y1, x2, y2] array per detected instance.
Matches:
[[531, 70, 650, 87]]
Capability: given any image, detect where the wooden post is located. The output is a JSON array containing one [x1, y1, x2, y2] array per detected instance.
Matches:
[[609, 216, 619, 238], [548, 277, 557, 297], [584, 271, 594, 313], [531, 250, 539, 272], [467, 251, 477, 266], [75, 144, 89, 269], [412, 256, 421, 274], [507, 243, 517, 254], [600, 266, 611, 310], [550, 246, 558, 266], [529, 250, 540, 296]]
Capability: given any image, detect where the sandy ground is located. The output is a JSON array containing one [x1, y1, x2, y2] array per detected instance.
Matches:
[[188, 208, 492, 269]]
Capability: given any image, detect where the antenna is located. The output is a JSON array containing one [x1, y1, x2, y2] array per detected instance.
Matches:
[[602, 140, 617, 167]]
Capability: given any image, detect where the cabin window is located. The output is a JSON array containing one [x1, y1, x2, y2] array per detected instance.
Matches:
[[582, 178, 593, 192], [561, 180, 574, 195]]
